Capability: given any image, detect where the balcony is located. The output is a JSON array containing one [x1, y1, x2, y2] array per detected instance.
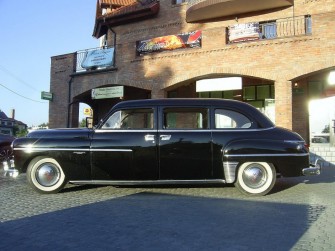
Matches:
[[226, 15, 312, 44], [186, 0, 293, 23]]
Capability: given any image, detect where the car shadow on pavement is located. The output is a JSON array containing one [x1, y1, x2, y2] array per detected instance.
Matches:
[[0, 192, 326, 251], [59, 164, 335, 196]]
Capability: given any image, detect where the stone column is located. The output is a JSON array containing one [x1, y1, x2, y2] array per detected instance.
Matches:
[[151, 85, 166, 99]]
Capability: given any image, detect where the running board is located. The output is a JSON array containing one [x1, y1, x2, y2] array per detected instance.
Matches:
[[69, 179, 226, 186]]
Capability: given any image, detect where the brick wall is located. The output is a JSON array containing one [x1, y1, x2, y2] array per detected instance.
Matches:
[[49, 53, 76, 128], [49, 0, 335, 134]]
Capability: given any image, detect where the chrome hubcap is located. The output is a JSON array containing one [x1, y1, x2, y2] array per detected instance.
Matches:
[[242, 165, 267, 189], [36, 163, 60, 187]]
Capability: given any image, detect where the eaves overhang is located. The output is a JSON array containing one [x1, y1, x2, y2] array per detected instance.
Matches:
[[186, 0, 293, 23], [93, 0, 160, 38]]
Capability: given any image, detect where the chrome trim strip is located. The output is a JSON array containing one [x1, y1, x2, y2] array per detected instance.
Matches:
[[225, 153, 309, 157], [14, 147, 132, 152], [90, 149, 132, 152], [95, 129, 156, 133], [212, 127, 275, 132], [158, 129, 211, 133], [14, 147, 90, 152], [70, 179, 226, 186]]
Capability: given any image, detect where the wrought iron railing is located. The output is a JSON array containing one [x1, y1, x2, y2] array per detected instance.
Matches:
[[227, 15, 312, 44], [75, 46, 115, 72]]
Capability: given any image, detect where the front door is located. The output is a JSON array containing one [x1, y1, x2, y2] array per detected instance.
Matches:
[[158, 107, 213, 179], [91, 108, 158, 180]]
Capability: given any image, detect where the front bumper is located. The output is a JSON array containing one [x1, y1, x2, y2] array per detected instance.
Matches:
[[302, 159, 321, 176], [2, 159, 19, 178]]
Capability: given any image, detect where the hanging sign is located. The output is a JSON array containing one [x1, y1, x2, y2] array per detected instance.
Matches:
[[81, 48, 114, 69], [41, 91, 53, 101]]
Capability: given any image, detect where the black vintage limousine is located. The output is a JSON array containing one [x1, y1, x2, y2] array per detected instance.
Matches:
[[4, 99, 320, 196]]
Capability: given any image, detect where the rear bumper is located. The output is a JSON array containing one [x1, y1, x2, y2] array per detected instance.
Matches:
[[2, 159, 19, 178], [302, 159, 321, 176]]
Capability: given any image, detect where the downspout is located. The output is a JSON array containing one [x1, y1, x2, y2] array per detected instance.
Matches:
[[108, 26, 116, 67], [67, 76, 73, 128]]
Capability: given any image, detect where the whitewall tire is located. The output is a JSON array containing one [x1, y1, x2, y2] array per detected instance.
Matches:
[[235, 162, 276, 196], [27, 157, 67, 194]]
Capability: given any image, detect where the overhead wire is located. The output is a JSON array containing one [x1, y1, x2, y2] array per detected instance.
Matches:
[[0, 64, 47, 103], [0, 64, 40, 92], [0, 83, 46, 103]]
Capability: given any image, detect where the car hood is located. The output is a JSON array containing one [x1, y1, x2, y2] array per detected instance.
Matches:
[[27, 128, 92, 139]]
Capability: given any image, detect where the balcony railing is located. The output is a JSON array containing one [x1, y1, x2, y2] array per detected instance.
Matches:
[[227, 15, 311, 44], [76, 46, 115, 73]]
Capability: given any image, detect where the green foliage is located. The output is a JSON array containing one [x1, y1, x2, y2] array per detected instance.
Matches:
[[322, 125, 330, 133], [79, 118, 86, 128]]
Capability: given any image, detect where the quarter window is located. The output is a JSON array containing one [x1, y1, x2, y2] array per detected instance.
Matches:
[[172, 0, 187, 5], [102, 109, 154, 129], [163, 108, 208, 129], [215, 109, 252, 129]]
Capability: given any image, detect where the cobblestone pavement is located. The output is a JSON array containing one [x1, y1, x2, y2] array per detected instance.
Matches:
[[0, 165, 334, 251]]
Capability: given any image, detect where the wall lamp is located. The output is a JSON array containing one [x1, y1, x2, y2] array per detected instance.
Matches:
[[328, 71, 335, 85]]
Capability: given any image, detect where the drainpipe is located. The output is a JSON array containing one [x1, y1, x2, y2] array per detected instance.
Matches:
[[108, 26, 116, 67], [67, 76, 73, 128]]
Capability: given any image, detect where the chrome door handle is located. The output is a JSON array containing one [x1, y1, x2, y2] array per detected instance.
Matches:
[[160, 135, 171, 141], [145, 135, 155, 141]]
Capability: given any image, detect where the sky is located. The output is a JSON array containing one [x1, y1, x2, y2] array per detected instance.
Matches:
[[0, 0, 99, 127]]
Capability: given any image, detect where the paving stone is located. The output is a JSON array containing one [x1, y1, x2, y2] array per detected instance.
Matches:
[[0, 165, 335, 250]]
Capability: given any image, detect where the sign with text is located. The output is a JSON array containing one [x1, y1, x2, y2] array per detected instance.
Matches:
[[83, 108, 93, 116], [91, 86, 124, 100], [136, 30, 202, 56], [228, 22, 260, 43], [81, 48, 114, 69], [41, 91, 53, 101]]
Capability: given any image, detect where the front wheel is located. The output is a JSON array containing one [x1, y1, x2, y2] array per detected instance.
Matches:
[[27, 157, 67, 194], [234, 162, 276, 196]]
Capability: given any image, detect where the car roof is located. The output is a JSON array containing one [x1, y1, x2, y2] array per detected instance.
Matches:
[[115, 98, 251, 109], [112, 98, 275, 128]]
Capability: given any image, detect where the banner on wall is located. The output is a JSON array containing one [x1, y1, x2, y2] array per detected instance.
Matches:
[[228, 22, 260, 43], [136, 30, 202, 56]]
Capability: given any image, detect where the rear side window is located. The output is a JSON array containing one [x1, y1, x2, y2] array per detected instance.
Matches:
[[163, 108, 208, 129], [215, 109, 252, 129], [102, 108, 154, 129]]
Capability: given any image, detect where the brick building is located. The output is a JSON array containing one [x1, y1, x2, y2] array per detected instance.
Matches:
[[0, 109, 27, 135], [50, 0, 335, 152]]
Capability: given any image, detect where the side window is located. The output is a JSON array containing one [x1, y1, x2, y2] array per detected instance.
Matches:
[[102, 108, 154, 129], [215, 109, 252, 129], [172, 0, 187, 5], [163, 108, 208, 129]]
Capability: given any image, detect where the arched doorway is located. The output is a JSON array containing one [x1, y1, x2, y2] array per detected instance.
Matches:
[[166, 75, 275, 122], [73, 85, 151, 126], [309, 97, 335, 146]]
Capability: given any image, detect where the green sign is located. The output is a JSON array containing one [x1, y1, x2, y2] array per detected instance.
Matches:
[[91, 86, 124, 100], [41, 91, 53, 101]]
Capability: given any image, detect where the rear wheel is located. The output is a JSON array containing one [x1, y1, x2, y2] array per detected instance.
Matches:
[[235, 162, 276, 196], [27, 157, 67, 194]]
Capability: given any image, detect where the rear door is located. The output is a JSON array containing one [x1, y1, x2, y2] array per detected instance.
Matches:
[[158, 106, 213, 180], [91, 107, 158, 180]]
